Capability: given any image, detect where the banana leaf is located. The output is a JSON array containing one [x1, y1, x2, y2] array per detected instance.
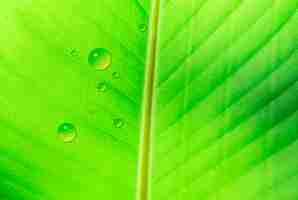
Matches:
[[0, 0, 298, 199]]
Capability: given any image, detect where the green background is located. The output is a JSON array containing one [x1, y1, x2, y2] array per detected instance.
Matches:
[[0, 0, 298, 199]]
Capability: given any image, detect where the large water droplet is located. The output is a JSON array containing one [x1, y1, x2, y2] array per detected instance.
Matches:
[[57, 123, 77, 143], [88, 48, 112, 70], [113, 118, 124, 128]]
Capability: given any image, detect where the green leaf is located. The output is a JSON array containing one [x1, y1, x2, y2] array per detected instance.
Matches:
[[0, 0, 298, 200]]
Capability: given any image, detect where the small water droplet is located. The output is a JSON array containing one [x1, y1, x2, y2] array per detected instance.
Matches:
[[70, 48, 79, 56], [112, 72, 120, 79], [88, 48, 112, 70], [139, 24, 147, 32], [57, 122, 77, 143], [96, 82, 108, 92], [113, 118, 124, 128]]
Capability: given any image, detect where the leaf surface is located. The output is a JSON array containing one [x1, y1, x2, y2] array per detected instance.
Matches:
[[0, 0, 298, 200]]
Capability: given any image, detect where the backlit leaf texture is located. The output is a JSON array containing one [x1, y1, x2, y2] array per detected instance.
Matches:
[[0, 0, 149, 199], [0, 0, 297, 200], [151, 0, 298, 200]]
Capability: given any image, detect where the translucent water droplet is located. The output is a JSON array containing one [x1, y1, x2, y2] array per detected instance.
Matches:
[[57, 123, 77, 143], [112, 72, 120, 79], [88, 48, 112, 70], [96, 82, 107, 92], [139, 24, 147, 32], [113, 118, 124, 128], [69, 48, 79, 57]]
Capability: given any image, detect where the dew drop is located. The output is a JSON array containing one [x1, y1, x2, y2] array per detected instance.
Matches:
[[112, 72, 120, 79], [57, 122, 77, 143], [69, 48, 79, 57], [96, 82, 108, 92], [139, 23, 147, 32], [88, 48, 112, 70], [113, 118, 124, 128]]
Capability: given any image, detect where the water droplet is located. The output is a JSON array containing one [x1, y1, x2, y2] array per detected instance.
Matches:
[[57, 123, 77, 143], [139, 24, 147, 32], [112, 72, 120, 79], [67, 48, 79, 57], [88, 48, 112, 70], [96, 82, 108, 92], [69, 48, 79, 57], [113, 118, 124, 128]]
